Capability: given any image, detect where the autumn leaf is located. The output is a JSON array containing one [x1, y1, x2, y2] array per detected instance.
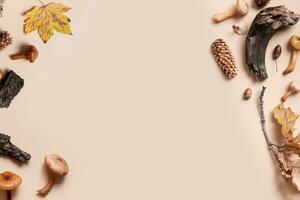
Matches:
[[24, 2, 72, 43], [273, 104, 299, 140]]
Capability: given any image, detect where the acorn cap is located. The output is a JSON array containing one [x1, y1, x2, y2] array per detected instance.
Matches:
[[0, 171, 22, 191], [45, 154, 69, 177]]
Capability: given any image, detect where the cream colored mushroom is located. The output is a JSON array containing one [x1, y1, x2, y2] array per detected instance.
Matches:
[[283, 36, 300, 75], [281, 81, 300, 102], [213, 0, 249, 23], [37, 154, 69, 196]]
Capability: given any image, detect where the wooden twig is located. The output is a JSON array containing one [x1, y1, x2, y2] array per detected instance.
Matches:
[[259, 86, 272, 147], [258, 87, 292, 175]]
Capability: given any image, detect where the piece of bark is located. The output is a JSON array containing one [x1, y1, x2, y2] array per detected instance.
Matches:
[[246, 6, 299, 81], [0, 70, 24, 108], [0, 133, 31, 163]]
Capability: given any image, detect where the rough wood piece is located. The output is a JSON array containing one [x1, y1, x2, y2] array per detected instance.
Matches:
[[0, 70, 24, 108], [0, 133, 31, 163], [211, 38, 237, 79], [246, 6, 299, 81]]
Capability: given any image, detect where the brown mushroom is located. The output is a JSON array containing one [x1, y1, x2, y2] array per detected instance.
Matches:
[[0, 171, 22, 200], [213, 0, 249, 23], [10, 45, 38, 63], [37, 154, 69, 196], [283, 36, 300, 75]]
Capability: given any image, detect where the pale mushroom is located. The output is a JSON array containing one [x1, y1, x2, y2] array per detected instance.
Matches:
[[283, 36, 300, 75], [0, 171, 22, 200], [232, 21, 248, 35], [37, 154, 69, 196], [281, 81, 300, 102], [213, 0, 249, 23]]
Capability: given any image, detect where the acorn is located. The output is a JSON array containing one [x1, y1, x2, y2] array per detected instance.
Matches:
[[243, 88, 252, 100]]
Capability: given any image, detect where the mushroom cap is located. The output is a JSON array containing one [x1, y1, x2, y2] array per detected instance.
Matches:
[[236, 0, 249, 15], [28, 45, 38, 63], [45, 154, 69, 177], [0, 171, 22, 191], [290, 81, 300, 92], [290, 35, 300, 50]]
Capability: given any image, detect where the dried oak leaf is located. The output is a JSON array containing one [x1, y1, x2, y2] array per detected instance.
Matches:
[[273, 104, 299, 141], [24, 2, 72, 43]]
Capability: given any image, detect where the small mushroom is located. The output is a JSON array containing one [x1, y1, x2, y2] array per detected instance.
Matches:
[[283, 36, 300, 75], [213, 0, 249, 23], [0, 171, 22, 200], [281, 81, 300, 102], [243, 88, 252, 100], [232, 22, 248, 35], [10, 45, 38, 63], [37, 154, 69, 196]]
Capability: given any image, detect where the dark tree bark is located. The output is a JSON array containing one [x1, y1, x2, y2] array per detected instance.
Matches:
[[246, 6, 299, 81], [0, 133, 31, 163], [0, 70, 24, 108]]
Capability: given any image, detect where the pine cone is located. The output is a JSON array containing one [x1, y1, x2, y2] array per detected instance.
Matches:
[[211, 38, 237, 79], [0, 31, 12, 51], [255, 0, 270, 8]]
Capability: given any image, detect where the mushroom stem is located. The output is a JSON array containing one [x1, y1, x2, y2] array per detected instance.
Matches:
[[7, 190, 11, 200], [213, 8, 237, 23], [281, 90, 294, 102], [10, 54, 27, 60], [37, 177, 55, 196], [283, 50, 298, 75]]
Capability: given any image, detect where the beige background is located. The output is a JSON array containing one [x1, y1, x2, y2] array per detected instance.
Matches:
[[0, 0, 299, 199]]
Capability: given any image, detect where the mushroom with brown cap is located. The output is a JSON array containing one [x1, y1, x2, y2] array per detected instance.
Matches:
[[0, 171, 22, 200], [10, 45, 38, 63], [283, 36, 300, 75], [213, 0, 249, 23], [37, 154, 69, 196]]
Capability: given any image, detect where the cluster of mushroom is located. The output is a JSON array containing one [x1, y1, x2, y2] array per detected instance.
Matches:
[[0, 154, 68, 200]]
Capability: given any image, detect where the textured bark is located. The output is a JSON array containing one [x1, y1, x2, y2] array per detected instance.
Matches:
[[0, 133, 31, 163], [246, 6, 299, 81], [0, 70, 24, 108]]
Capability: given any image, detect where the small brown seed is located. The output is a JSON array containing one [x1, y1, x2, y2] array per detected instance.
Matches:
[[273, 45, 282, 60], [243, 88, 252, 100]]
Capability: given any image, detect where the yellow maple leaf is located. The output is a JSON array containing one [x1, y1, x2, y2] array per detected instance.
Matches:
[[273, 104, 299, 140], [24, 2, 72, 43]]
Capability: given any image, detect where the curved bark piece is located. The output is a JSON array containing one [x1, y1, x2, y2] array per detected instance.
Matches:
[[246, 6, 299, 81]]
